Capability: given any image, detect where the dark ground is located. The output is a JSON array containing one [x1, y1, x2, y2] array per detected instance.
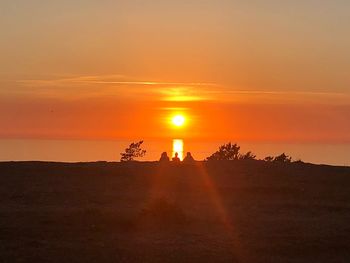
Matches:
[[0, 161, 349, 263]]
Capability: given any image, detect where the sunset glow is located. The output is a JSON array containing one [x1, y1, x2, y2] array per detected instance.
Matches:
[[172, 139, 184, 160], [1, 3, 350, 262], [171, 115, 186, 127], [0, 1, 349, 164]]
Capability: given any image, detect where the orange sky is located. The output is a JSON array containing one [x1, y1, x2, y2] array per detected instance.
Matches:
[[1, 82, 349, 142], [0, 1, 350, 143]]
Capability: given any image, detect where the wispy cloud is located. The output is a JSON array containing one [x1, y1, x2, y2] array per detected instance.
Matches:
[[14, 74, 350, 104], [16, 74, 219, 101], [17, 75, 217, 87]]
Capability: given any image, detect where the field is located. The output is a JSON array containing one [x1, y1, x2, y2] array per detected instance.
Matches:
[[0, 161, 350, 262]]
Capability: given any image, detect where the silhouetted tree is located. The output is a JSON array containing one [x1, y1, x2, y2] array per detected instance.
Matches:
[[273, 153, 292, 163], [239, 151, 257, 160], [206, 142, 241, 161], [120, 141, 146, 162]]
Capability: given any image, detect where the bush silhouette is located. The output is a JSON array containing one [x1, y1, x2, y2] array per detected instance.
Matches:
[[239, 151, 257, 160], [206, 142, 241, 161], [264, 153, 292, 163], [264, 156, 274, 162], [120, 141, 146, 162], [273, 153, 292, 163]]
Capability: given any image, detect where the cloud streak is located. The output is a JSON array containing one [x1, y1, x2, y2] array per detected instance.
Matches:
[[14, 74, 350, 104], [17, 75, 218, 87]]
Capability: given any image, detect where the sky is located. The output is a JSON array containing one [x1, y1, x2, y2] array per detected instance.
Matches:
[[1, 0, 350, 143]]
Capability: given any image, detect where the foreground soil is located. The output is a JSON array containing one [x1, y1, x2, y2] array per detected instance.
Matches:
[[0, 161, 349, 263]]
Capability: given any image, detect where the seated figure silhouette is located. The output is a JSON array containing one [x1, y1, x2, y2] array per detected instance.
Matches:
[[172, 152, 181, 162], [159, 152, 170, 162], [183, 152, 195, 163]]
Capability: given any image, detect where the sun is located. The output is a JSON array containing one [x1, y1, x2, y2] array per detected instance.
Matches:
[[172, 115, 186, 127]]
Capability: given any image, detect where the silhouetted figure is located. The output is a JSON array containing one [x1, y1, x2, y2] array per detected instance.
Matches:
[[159, 152, 170, 162], [183, 152, 195, 163], [172, 152, 181, 162]]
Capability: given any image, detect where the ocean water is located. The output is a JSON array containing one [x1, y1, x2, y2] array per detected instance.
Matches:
[[0, 139, 349, 166]]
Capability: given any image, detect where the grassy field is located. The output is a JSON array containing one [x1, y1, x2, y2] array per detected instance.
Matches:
[[0, 161, 349, 262]]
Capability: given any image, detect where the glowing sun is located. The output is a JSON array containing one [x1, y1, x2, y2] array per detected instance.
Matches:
[[172, 115, 186, 127]]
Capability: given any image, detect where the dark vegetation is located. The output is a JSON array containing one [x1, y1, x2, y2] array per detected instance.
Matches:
[[122, 141, 293, 163], [0, 161, 350, 262], [206, 142, 292, 163], [120, 141, 146, 162]]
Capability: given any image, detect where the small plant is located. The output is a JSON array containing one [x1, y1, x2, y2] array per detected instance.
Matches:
[[120, 141, 146, 162]]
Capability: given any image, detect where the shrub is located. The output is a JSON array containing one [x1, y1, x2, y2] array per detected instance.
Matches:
[[206, 142, 241, 161], [263, 153, 292, 163], [264, 156, 274, 162], [273, 153, 292, 163], [239, 151, 257, 160]]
